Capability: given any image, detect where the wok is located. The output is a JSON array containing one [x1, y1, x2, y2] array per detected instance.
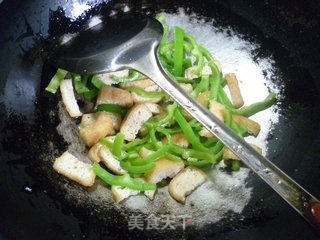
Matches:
[[0, 0, 320, 239]]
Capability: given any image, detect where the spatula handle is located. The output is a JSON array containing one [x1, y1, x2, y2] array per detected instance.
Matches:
[[127, 40, 320, 232]]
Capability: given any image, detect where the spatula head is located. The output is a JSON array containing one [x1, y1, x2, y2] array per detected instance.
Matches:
[[52, 12, 163, 74]]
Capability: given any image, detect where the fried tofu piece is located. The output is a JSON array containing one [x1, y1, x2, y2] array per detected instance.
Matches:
[[120, 104, 152, 141], [81, 113, 96, 127], [111, 186, 139, 203], [181, 90, 210, 120], [119, 78, 155, 89], [185, 61, 222, 80], [139, 147, 155, 158], [145, 103, 162, 114], [179, 83, 193, 93], [199, 100, 226, 137], [99, 146, 127, 174], [197, 91, 210, 106], [162, 133, 189, 148], [53, 151, 96, 187], [80, 112, 113, 147], [232, 114, 261, 136], [131, 86, 163, 103], [96, 86, 133, 107], [168, 166, 207, 204], [223, 144, 262, 161], [106, 112, 122, 130], [135, 177, 157, 200], [145, 158, 184, 183], [88, 142, 103, 163], [60, 79, 82, 118], [225, 73, 244, 108], [185, 64, 212, 79], [97, 70, 129, 85]]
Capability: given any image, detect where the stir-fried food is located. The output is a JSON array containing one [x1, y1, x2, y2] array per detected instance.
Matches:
[[46, 15, 276, 203]]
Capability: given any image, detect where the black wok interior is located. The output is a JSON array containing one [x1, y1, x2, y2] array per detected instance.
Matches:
[[0, 0, 320, 239]]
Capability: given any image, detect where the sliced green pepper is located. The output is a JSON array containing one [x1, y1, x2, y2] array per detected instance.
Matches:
[[72, 73, 90, 94], [173, 26, 184, 77], [173, 108, 208, 152], [125, 86, 169, 100], [123, 136, 149, 151], [95, 103, 127, 116], [93, 163, 156, 190], [45, 68, 68, 94], [83, 88, 98, 99], [112, 71, 143, 83], [131, 144, 170, 166], [91, 75, 105, 89], [112, 133, 125, 158], [228, 93, 276, 117], [120, 161, 155, 174], [231, 160, 241, 171]]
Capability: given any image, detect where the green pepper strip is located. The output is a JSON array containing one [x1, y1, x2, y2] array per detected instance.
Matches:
[[184, 58, 192, 68], [123, 136, 148, 151], [145, 123, 160, 149], [112, 71, 143, 83], [165, 152, 182, 162], [125, 87, 169, 100], [173, 26, 184, 77], [95, 103, 128, 116], [198, 45, 214, 61], [159, 42, 173, 56], [184, 33, 204, 76], [187, 149, 223, 167], [218, 86, 234, 108], [159, 56, 174, 74], [231, 160, 241, 171], [159, 24, 169, 47], [155, 126, 173, 145], [192, 75, 209, 96], [202, 137, 218, 147], [156, 102, 177, 126], [224, 109, 232, 127], [112, 133, 125, 158], [93, 163, 156, 190], [160, 48, 193, 68], [169, 143, 214, 162], [91, 75, 105, 89], [131, 144, 170, 166], [183, 41, 193, 52], [81, 74, 90, 85], [156, 12, 165, 22], [165, 127, 182, 134], [230, 120, 248, 137], [45, 68, 68, 94], [228, 93, 276, 117], [188, 119, 202, 131], [127, 151, 139, 160], [212, 141, 224, 154], [160, 41, 193, 55], [100, 138, 128, 160], [99, 138, 113, 148], [208, 62, 221, 101], [120, 161, 155, 174], [83, 88, 98, 99], [72, 73, 90, 94], [173, 108, 208, 152], [175, 76, 194, 83]]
